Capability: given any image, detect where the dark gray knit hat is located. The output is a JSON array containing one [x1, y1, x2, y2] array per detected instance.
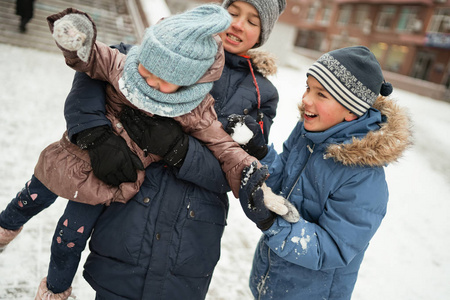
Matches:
[[307, 46, 393, 117], [222, 0, 286, 47]]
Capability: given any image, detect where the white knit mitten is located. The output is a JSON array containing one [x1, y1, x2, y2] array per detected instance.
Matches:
[[35, 277, 75, 300], [52, 14, 94, 62], [261, 183, 300, 223]]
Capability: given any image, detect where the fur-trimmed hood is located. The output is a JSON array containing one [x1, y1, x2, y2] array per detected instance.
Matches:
[[324, 96, 413, 167], [247, 49, 278, 77]]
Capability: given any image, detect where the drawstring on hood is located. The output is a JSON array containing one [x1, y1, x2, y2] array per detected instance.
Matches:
[[243, 55, 264, 134]]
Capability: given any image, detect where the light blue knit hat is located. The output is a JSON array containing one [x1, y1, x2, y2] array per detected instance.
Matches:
[[120, 4, 231, 117]]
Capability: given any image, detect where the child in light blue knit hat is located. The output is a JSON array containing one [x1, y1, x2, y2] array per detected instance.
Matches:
[[44, 4, 295, 214], [0, 4, 297, 298]]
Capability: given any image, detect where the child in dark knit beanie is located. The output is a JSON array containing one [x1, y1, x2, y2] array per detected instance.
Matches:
[[0, 3, 296, 299], [237, 46, 412, 300]]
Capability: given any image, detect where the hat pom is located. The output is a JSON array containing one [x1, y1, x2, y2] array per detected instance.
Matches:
[[380, 81, 393, 96]]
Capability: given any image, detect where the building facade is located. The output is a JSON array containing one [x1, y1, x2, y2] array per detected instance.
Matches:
[[282, 0, 449, 98], [178, 0, 449, 99]]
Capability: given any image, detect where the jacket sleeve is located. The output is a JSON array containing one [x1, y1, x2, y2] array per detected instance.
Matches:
[[176, 96, 259, 197], [175, 136, 230, 193], [261, 122, 303, 193], [64, 44, 133, 141], [263, 168, 388, 271], [47, 8, 125, 84], [64, 72, 110, 141]]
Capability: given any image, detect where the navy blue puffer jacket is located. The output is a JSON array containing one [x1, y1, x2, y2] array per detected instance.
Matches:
[[64, 45, 279, 299]]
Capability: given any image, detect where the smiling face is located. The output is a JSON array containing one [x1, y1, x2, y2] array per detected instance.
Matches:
[[138, 63, 181, 94], [301, 76, 357, 132], [219, 1, 261, 56]]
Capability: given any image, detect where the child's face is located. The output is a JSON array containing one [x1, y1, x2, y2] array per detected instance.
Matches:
[[138, 63, 181, 94], [301, 76, 357, 132], [219, 1, 261, 56]]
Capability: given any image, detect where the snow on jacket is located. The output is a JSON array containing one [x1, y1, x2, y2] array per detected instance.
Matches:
[[34, 8, 257, 204], [59, 35, 280, 300], [250, 96, 412, 300]]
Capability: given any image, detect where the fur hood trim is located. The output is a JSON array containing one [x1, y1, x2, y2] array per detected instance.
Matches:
[[325, 96, 413, 167], [247, 49, 277, 77]]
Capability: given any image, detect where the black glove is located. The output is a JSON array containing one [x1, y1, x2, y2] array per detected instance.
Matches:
[[239, 161, 275, 230], [119, 106, 189, 167], [226, 114, 268, 160], [75, 125, 144, 186]]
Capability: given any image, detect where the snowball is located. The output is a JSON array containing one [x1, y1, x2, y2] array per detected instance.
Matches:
[[231, 122, 253, 145]]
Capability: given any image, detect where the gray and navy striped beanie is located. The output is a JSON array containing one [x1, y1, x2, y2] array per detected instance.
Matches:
[[222, 0, 286, 48], [307, 46, 393, 117]]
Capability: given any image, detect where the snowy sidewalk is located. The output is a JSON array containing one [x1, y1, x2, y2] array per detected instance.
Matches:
[[1, 43, 450, 299]]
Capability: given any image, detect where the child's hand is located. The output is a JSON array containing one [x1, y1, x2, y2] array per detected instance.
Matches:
[[35, 277, 75, 300], [226, 114, 268, 160], [120, 106, 189, 167], [53, 18, 86, 51], [51, 13, 94, 62], [239, 162, 275, 230], [76, 125, 144, 186], [261, 183, 300, 223]]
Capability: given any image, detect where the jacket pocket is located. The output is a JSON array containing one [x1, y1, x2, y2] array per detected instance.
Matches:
[[173, 196, 227, 277]]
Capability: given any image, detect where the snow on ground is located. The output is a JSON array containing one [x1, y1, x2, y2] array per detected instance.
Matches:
[[0, 43, 449, 299]]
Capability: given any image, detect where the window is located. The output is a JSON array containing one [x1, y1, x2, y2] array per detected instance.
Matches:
[[369, 42, 388, 64], [376, 6, 397, 30], [397, 7, 419, 32], [319, 5, 333, 25], [306, 2, 320, 23], [410, 51, 435, 80], [337, 5, 352, 25], [385, 45, 409, 72], [354, 5, 370, 26], [428, 8, 450, 33], [294, 30, 325, 51], [330, 35, 360, 50]]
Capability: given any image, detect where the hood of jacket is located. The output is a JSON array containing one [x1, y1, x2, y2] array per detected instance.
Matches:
[[300, 96, 413, 167], [247, 49, 278, 77], [223, 49, 277, 78]]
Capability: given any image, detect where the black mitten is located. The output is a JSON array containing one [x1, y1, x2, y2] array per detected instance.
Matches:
[[226, 114, 268, 160], [239, 161, 275, 230], [76, 125, 144, 186], [120, 106, 189, 167]]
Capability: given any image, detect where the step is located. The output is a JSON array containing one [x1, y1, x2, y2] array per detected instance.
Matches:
[[0, 0, 141, 53]]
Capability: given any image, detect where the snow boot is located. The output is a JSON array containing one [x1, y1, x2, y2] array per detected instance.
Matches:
[[0, 226, 23, 253]]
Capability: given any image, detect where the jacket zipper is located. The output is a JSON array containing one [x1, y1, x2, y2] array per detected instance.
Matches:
[[257, 246, 272, 300], [286, 144, 315, 200], [257, 144, 315, 299]]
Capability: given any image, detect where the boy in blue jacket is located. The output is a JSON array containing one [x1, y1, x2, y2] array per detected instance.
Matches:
[[236, 46, 412, 299]]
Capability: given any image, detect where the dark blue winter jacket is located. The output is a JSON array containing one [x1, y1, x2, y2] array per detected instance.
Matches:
[[64, 45, 279, 299]]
